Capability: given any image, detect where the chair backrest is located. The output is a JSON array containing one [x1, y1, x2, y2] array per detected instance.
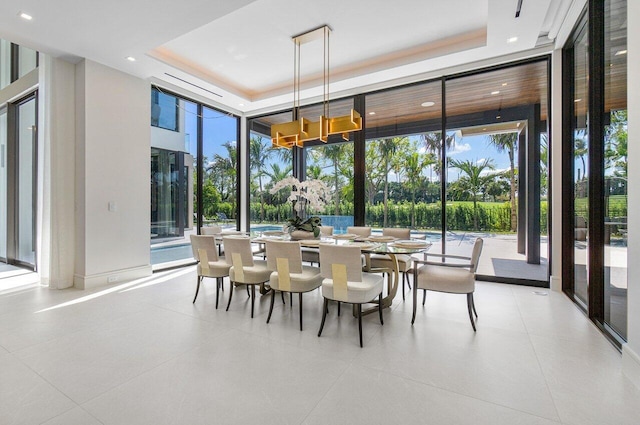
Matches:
[[266, 240, 303, 273], [320, 225, 334, 236], [469, 238, 484, 273], [201, 225, 222, 235], [319, 244, 363, 282], [347, 226, 371, 237], [382, 227, 410, 239], [190, 235, 218, 262], [222, 236, 254, 267]]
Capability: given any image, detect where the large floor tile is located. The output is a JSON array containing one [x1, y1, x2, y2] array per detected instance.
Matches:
[[0, 353, 76, 425], [354, 309, 560, 421], [531, 334, 640, 425], [40, 407, 104, 425], [302, 364, 561, 425], [14, 305, 230, 404], [83, 330, 348, 425]]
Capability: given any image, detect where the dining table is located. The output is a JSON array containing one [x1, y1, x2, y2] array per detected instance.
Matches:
[[250, 231, 432, 316]]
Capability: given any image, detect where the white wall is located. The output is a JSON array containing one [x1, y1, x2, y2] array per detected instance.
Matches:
[[623, 0, 640, 389], [550, 48, 563, 292], [38, 56, 76, 288], [74, 59, 151, 288]]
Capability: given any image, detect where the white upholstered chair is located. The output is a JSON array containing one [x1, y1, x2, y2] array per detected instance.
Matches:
[[265, 240, 323, 330], [301, 226, 334, 266], [201, 225, 222, 235], [318, 244, 384, 347], [368, 227, 413, 300], [223, 236, 272, 318], [190, 235, 231, 309], [346, 226, 372, 238], [411, 238, 484, 331]]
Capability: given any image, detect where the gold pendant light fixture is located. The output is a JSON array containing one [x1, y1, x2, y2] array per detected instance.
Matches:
[[271, 25, 362, 149]]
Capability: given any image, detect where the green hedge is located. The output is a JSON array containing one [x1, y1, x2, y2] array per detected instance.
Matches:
[[249, 200, 549, 233]]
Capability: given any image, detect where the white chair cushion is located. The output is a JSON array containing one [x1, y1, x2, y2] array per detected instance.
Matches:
[[415, 264, 475, 294], [269, 265, 323, 293], [197, 260, 231, 278], [321, 272, 383, 304], [369, 253, 412, 272], [229, 259, 272, 284]]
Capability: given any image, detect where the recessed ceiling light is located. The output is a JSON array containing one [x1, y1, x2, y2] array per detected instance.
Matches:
[[368, 111, 376, 115], [125, 56, 136, 62], [615, 50, 627, 56], [18, 11, 33, 20], [421, 101, 435, 107], [574, 98, 582, 103], [482, 128, 487, 131], [502, 83, 508, 86], [496, 115, 501, 119], [507, 37, 518, 43], [238, 103, 245, 107], [491, 91, 500, 95]]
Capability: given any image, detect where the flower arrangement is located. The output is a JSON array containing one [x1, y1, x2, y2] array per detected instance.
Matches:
[[269, 177, 330, 237]]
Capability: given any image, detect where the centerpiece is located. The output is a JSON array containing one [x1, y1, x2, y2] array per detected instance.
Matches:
[[269, 176, 330, 239]]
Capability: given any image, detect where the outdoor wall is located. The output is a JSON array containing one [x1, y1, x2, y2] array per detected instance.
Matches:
[[623, 0, 640, 389], [74, 59, 151, 288]]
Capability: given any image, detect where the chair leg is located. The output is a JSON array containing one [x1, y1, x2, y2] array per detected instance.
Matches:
[[337, 301, 341, 317], [318, 298, 328, 337], [246, 285, 250, 297], [411, 270, 418, 325], [467, 293, 477, 332], [471, 293, 478, 318], [358, 304, 363, 348], [193, 276, 202, 304], [290, 292, 293, 308], [251, 285, 256, 318], [406, 272, 411, 289], [267, 288, 276, 323], [299, 293, 303, 331], [402, 273, 406, 301], [378, 293, 384, 325], [422, 289, 427, 306], [226, 281, 234, 311], [281, 291, 285, 304], [215, 277, 221, 309]]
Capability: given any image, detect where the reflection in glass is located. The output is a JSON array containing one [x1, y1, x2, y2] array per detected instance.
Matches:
[[17, 97, 36, 265], [573, 21, 589, 307], [603, 0, 627, 338], [0, 109, 6, 260]]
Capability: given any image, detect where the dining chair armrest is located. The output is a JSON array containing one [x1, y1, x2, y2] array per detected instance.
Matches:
[[422, 253, 471, 261], [412, 259, 472, 269]]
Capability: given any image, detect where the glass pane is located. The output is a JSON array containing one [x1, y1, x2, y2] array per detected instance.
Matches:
[[18, 45, 37, 78], [150, 96, 198, 266], [604, 0, 627, 338], [445, 61, 549, 281], [151, 88, 179, 131], [247, 110, 294, 231], [365, 81, 442, 247], [0, 109, 6, 260], [302, 99, 354, 234], [202, 106, 239, 229], [0, 39, 10, 89], [573, 23, 589, 307], [17, 97, 36, 265]]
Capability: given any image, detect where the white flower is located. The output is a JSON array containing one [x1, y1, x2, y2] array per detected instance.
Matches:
[[269, 177, 330, 213]]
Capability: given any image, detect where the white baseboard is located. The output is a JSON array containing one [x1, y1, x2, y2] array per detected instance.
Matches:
[[73, 265, 152, 289], [622, 344, 640, 390], [550, 275, 562, 292]]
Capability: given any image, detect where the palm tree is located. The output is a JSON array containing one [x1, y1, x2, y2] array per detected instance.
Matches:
[[265, 163, 292, 222], [487, 132, 518, 232], [378, 138, 400, 227], [574, 136, 588, 180], [404, 151, 435, 227], [320, 144, 346, 216], [449, 158, 495, 230], [420, 132, 456, 183], [250, 136, 274, 222]]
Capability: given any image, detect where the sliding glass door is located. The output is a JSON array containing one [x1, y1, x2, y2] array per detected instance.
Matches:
[[0, 107, 6, 261], [15, 95, 37, 266]]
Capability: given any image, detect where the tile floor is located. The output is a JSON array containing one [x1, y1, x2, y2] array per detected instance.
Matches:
[[1, 267, 639, 425]]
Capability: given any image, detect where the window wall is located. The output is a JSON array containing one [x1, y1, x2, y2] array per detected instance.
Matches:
[[564, 0, 627, 343], [0, 39, 38, 90], [150, 87, 239, 268], [246, 58, 550, 285]]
